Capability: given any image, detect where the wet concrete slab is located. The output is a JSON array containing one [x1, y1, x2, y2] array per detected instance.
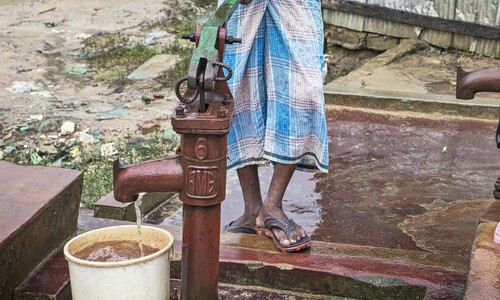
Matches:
[[218, 108, 500, 257], [75, 214, 466, 299], [464, 222, 500, 300], [145, 106, 500, 298], [0, 162, 82, 300], [150, 106, 500, 259], [170, 279, 351, 299], [314, 108, 498, 255]]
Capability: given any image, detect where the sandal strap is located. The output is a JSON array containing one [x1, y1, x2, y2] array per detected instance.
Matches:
[[264, 218, 297, 239]]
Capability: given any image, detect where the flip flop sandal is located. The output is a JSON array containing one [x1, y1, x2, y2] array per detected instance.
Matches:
[[222, 220, 257, 234], [257, 217, 311, 253]]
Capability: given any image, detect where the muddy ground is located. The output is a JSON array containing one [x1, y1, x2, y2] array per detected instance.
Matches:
[[1, 0, 500, 201]]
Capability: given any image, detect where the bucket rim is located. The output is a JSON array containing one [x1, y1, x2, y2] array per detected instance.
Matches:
[[63, 225, 174, 268]]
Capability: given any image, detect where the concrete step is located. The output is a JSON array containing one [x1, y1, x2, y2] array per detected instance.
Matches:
[[15, 211, 481, 299], [13, 251, 71, 300], [464, 222, 500, 300], [211, 234, 467, 300], [76, 214, 468, 299], [0, 162, 82, 300], [324, 87, 499, 120], [94, 191, 176, 222]]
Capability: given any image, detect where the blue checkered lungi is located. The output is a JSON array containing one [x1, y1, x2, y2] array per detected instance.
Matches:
[[219, 0, 329, 173]]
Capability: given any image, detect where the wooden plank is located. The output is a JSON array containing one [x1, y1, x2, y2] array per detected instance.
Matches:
[[322, 0, 500, 40], [322, 7, 365, 31]]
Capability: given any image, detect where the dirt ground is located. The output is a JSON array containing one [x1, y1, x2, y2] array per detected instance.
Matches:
[[1, 0, 500, 159]]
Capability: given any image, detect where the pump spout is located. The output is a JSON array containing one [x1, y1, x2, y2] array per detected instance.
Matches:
[[113, 155, 184, 203], [456, 66, 500, 99]]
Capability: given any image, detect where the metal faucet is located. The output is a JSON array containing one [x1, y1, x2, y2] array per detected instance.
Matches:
[[113, 1, 247, 299], [456, 66, 500, 199], [456, 66, 500, 148]]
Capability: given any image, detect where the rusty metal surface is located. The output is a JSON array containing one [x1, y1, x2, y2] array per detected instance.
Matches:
[[113, 156, 183, 203], [456, 66, 500, 100], [181, 205, 221, 300]]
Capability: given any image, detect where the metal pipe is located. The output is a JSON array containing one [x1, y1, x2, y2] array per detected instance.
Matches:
[[113, 156, 183, 203], [181, 204, 221, 300], [456, 66, 500, 99]]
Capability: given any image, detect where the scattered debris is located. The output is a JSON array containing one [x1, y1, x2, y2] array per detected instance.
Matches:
[[30, 91, 52, 98], [38, 143, 58, 154], [30, 152, 43, 165], [75, 33, 92, 40], [17, 68, 33, 73], [38, 119, 60, 132], [137, 115, 168, 133], [105, 86, 125, 95], [78, 132, 98, 145], [4, 146, 15, 154], [61, 121, 76, 135], [96, 108, 129, 121], [137, 119, 160, 133], [145, 30, 168, 45], [153, 92, 164, 99], [100, 143, 118, 156], [65, 64, 88, 75], [38, 7, 56, 15], [142, 95, 155, 104], [70, 146, 80, 157], [6, 81, 41, 94], [18, 124, 30, 133], [30, 114, 44, 121]]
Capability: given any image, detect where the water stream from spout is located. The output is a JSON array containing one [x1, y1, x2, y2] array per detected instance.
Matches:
[[135, 193, 145, 257]]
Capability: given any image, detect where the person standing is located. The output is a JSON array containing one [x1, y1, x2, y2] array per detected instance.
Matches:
[[221, 0, 329, 253]]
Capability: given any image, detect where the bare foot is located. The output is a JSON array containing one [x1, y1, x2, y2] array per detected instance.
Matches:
[[229, 212, 259, 229]]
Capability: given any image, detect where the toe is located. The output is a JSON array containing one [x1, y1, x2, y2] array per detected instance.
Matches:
[[273, 229, 291, 246]]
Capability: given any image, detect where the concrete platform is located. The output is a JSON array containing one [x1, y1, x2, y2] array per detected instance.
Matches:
[[76, 215, 470, 299], [464, 222, 500, 300], [75, 215, 468, 299], [0, 162, 82, 300], [94, 192, 176, 222]]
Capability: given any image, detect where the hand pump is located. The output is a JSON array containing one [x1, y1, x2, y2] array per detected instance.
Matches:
[[113, 1, 249, 299]]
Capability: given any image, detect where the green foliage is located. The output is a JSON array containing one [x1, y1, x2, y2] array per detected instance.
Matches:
[[3, 130, 179, 208], [154, 43, 193, 88], [84, 33, 158, 80]]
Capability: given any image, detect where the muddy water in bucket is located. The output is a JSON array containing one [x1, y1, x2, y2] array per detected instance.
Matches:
[[64, 225, 173, 300], [73, 195, 151, 263]]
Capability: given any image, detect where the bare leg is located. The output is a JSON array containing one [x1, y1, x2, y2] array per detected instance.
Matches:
[[256, 163, 307, 246], [231, 165, 263, 228]]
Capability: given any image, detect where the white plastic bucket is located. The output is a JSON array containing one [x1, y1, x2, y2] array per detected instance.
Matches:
[[64, 225, 174, 300], [494, 222, 500, 244]]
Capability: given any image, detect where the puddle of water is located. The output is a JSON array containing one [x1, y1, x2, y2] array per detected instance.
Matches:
[[221, 167, 322, 235], [160, 167, 322, 235], [160, 108, 499, 256]]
